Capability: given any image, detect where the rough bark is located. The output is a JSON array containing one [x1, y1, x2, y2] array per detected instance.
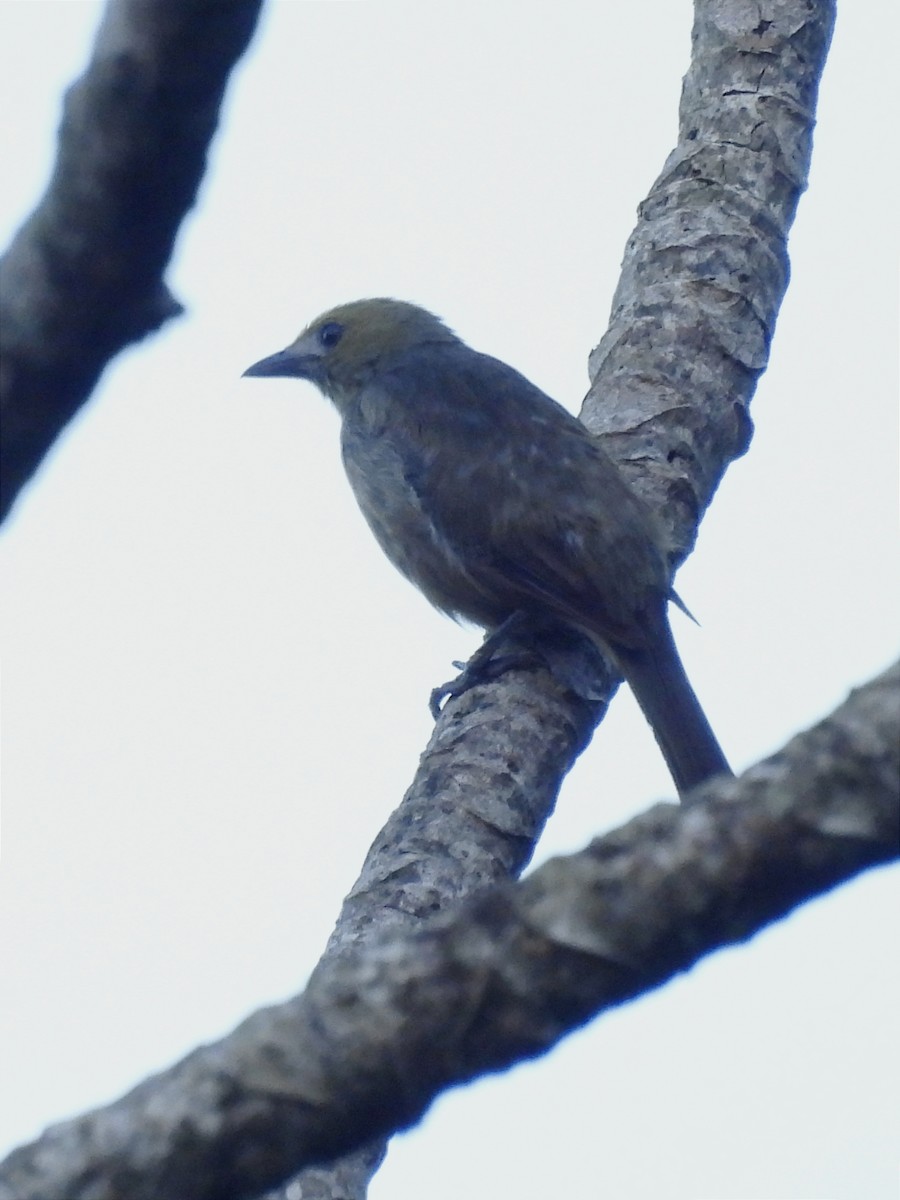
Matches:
[[0, 0, 263, 522], [1, 660, 896, 1200], [585, 0, 833, 556], [272, 2, 840, 1193]]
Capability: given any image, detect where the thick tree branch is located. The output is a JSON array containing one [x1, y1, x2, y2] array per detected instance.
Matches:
[[269, 3, 838, 1193], [430, 0, 837, 778], [585, 0, 834, 552], [1, 661, 896, 1200], [0, 0, 263, 522]]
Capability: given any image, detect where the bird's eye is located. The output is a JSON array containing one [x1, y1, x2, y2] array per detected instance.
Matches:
[[318, 322, 344, 349]]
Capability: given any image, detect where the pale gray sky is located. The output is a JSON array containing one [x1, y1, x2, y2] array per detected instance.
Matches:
[[1, 4, 897, 1198]]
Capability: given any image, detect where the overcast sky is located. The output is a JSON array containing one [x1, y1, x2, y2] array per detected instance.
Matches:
[[1, 3, 898, 1198]]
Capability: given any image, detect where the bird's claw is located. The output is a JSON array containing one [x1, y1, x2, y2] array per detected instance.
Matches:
[[429, 647, 540, 719]]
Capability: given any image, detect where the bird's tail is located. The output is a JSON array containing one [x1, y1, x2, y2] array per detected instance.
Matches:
[[616, 624, 731, 797]]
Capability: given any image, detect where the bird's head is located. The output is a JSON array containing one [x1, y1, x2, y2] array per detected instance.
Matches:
[[243, 298, 458, 409]]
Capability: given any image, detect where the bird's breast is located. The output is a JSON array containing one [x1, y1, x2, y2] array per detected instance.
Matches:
[[339, 418, 505, 627]]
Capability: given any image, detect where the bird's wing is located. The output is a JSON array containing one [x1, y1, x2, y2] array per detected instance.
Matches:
[[366, 348, 670, 650]]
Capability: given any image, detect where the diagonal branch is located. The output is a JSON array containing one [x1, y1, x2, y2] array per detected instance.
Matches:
[[1, 660, 896, 1200], [585, 0, 835, 553], [0, 0, 263, 523], [268, 2, 839, 1193]]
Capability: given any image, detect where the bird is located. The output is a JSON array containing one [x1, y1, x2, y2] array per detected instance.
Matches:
[[244, 298, 731, 796]]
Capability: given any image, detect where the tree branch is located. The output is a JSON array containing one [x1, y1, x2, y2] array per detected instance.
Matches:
[[263, 2, 839, 1193], [0, 0, 263, 522], [1, 660, 896, 1200], [585, 0, 835, 552]]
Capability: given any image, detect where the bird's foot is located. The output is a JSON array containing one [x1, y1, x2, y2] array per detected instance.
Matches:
[[429, 644, 539, 717], [429, 612, 612, 717]]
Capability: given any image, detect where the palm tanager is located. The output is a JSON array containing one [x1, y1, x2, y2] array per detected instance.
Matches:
[[244, 298, 731, 796]]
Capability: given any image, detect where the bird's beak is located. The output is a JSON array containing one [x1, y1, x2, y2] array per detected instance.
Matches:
[[242, 348, 316, 379]]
